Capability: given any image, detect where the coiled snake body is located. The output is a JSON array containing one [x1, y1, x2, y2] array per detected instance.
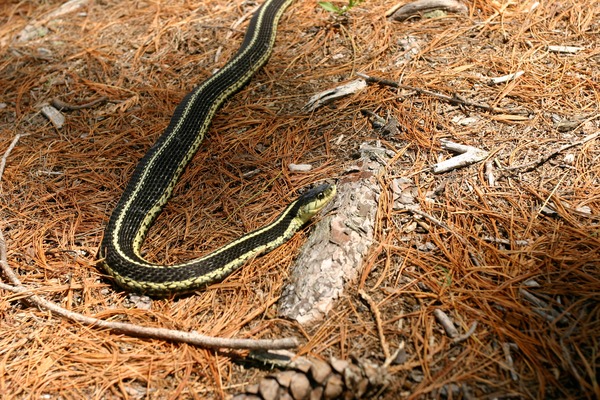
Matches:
[[99, 0, 335, 295]]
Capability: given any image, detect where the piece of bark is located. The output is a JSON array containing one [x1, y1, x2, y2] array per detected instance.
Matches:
[[304, 79, 367, 111], [390, 0, 468, 21], [278, 142, 392, 325], [41, 105, 65, 129]]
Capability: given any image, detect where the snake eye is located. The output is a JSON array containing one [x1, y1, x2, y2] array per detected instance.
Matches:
[[317, 192, 324, 200]]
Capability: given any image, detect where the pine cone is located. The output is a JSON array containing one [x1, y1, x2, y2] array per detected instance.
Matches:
[[232, 352, 389, 400]]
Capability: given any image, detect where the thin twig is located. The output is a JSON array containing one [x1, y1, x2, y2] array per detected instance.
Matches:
[[0, 133, 28, 186], [433, 309, 459, 338], [51, 96, 108, 111], [452, 321, 478, 344], [0, 284, 298, 350], [506, 130, 600, 173], [382, 341, 404, 369], [432, 139, 490, 174], [483, 236, 529, 247], [501, 342, 519, 381], [359, 289, 390, 359], [357, 72, 528, 115], [519, 288, 569, 325], [405, 207, 470, 247]]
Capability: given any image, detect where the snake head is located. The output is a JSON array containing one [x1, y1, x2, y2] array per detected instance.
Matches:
[[295, 184, 336, 224]]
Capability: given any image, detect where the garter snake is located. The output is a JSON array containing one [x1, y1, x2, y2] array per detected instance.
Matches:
[[99, 0, 335, 295]]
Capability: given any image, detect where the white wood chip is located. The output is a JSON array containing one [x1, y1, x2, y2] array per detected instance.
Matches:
[[288, 163, 313, 172], [303, 79, 367, 111], [487, 70, 524, 84], [547, 45, 583, 54], [41, 105, 65, 129], [432, 139, 489, 174]]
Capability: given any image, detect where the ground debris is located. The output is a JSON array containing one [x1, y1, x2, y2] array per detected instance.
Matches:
[[234, 351, 389, 400]]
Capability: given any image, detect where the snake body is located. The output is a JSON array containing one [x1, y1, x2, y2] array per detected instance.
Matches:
[[99, 0, 335, 295]]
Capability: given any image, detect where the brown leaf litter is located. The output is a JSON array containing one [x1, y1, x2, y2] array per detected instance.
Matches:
[[1, 0, 599, 398]]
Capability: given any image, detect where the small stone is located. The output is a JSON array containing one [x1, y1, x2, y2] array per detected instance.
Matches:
[[410, 369, 424, 382], [439, 383, 461, 397], [393, 347, 409, 365], [37, 47, 53, 57], [556, 117, 585, 132]]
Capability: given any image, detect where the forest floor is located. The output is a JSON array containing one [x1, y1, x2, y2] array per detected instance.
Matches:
[[1, 0, 599, 398]]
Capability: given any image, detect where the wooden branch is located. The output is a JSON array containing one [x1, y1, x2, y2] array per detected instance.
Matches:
[[506, 130, 600, 173], [278, 142, 389, 325], [452, 321, 478, 344], [357, 72, 529, 115], [433, 309, 459, 338], [51, 96, 108, 111]]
